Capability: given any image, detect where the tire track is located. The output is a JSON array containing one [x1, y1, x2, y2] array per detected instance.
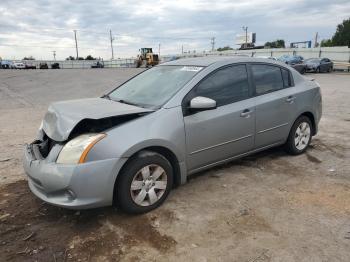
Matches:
[[0, 81, 33, 107]]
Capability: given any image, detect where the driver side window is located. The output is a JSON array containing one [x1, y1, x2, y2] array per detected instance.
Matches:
[[194, 65, 250, 107]]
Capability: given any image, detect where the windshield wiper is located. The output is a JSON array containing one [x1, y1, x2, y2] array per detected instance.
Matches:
[[101, 94, 111, 100], [116, 99, 140, 107]]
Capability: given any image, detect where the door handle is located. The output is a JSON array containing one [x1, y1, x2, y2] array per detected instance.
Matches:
[[240, 109, 252, 118], [285, 96, 296, 103]]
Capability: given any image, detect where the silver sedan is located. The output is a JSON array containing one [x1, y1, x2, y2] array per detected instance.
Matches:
[[23, 57, 322, 214]]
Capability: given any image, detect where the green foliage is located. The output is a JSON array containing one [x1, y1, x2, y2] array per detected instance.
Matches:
[[332, 18, 350, 47], [66, 56, 75, 60], [320, 39, 333, 47], [320, 18, 350, 47], [264, 39, 285, 48], [85, 55, 96, 60], [23, 56, 35, 60], [217, 46, 233, 51]]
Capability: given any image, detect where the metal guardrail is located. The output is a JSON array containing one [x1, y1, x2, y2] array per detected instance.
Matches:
[[333, 62, 350, 71]]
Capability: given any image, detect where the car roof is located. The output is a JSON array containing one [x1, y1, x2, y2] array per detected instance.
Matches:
[[162, 56, 285, 67]]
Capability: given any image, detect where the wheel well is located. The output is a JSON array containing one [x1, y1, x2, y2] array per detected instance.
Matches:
[[143, 146, 182, 187], [113, 146, 182, 204], [300, 112, 316, 135]]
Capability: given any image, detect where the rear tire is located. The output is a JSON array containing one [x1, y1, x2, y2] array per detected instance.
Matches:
[[285, 116, 312, 155], [116, 151, 173, 214]]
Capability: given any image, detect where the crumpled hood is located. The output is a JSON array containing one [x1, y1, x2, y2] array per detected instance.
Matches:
[[42, 97, 153, 142]]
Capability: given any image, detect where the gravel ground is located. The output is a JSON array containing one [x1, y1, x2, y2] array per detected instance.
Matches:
[[0, 69, 349, 262]]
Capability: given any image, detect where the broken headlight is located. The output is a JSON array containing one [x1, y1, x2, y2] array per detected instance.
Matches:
[[56, 133, 106, 164]]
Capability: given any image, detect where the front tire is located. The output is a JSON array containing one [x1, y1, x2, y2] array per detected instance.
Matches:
[[116, 151, 173, 214], [285, 116, 312, 155]]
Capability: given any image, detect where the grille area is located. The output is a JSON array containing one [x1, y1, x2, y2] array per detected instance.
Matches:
[[32, 132, 57, 159]]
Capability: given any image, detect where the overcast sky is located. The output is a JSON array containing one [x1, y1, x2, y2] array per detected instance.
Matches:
[[0, 0, 349, 60]]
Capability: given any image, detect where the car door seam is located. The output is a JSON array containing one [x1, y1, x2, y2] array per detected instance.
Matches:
[[189, 134, 253, 155], [258, 122, 289, 134]]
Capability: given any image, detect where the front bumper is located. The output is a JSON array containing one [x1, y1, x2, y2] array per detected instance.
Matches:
[[23, 143, 128, 209], [306, 66, 317, 72]]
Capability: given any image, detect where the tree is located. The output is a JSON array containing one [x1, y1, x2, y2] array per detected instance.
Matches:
[[77, 57, 84, 60], [66, 56, 75, 60], [23, 56, 35, 60], [85, 55, 96, 60], [217, 46, 233, 51], [264, 39, 285, 48], [320, 39, 333, 47], [332, 18, 350, 47], [320, 18, 350, 47]]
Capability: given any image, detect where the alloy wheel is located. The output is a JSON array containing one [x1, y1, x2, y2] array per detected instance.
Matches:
[[294, 122, 311, 151], [130, 164, 168, 206]]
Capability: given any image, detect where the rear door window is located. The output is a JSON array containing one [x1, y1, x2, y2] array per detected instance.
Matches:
[[251, 64, 284, 95]]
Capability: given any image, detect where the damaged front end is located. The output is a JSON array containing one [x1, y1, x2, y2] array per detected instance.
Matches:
[[23, 97, 153, 208], [30, 97, 154, 162]]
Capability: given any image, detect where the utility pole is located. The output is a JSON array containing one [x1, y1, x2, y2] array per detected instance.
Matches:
[[242, 26, 248, 48], [181, 45, 184, 55], [314, 32, 319, 48], [52, 51, 56, 60], [73, 30, 79, 59], [210, 37, 215, 51], [158, 43, 161, 57], [110, 29, 114, 60]]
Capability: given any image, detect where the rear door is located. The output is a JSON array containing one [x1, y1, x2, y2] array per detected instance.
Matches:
[[183, 64, 255, 171], [250, 64, 297, 149]]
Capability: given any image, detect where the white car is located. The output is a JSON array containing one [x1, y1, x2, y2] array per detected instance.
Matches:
[[13, 62, 25, 69]]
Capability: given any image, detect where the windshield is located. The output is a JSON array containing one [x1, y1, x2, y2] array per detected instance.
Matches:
[[109, 65, 203, 108]]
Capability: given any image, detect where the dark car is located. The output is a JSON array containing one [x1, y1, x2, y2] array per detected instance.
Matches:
[[39, 63, 49, 69], [91, 61, 104, 68], [305, 58, 333, 73], [278, 55, 306, 74], [51, 63, 60, 69]]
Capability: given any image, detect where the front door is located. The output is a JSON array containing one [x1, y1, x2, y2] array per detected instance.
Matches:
[[183, 64, 255, 171]]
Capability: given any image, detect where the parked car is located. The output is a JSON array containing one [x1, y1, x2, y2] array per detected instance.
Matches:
[[13, 62, 25, 69], [23, 57, 322, 214], [39, 63, 49, 69], [91, 61, 104, 68], [256, 56, 277, 60], [51, 63, 60, 69], [305, 58, 333, 73], [278, 55, 306, 74], [24, 62, 36, 69], [1, 60, 14, 69]]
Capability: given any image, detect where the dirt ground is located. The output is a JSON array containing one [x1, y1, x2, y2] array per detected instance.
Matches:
[[0, 69, 349, 262]]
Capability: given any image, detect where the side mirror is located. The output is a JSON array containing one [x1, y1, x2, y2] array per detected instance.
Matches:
[[189, 96, 216, 111]]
